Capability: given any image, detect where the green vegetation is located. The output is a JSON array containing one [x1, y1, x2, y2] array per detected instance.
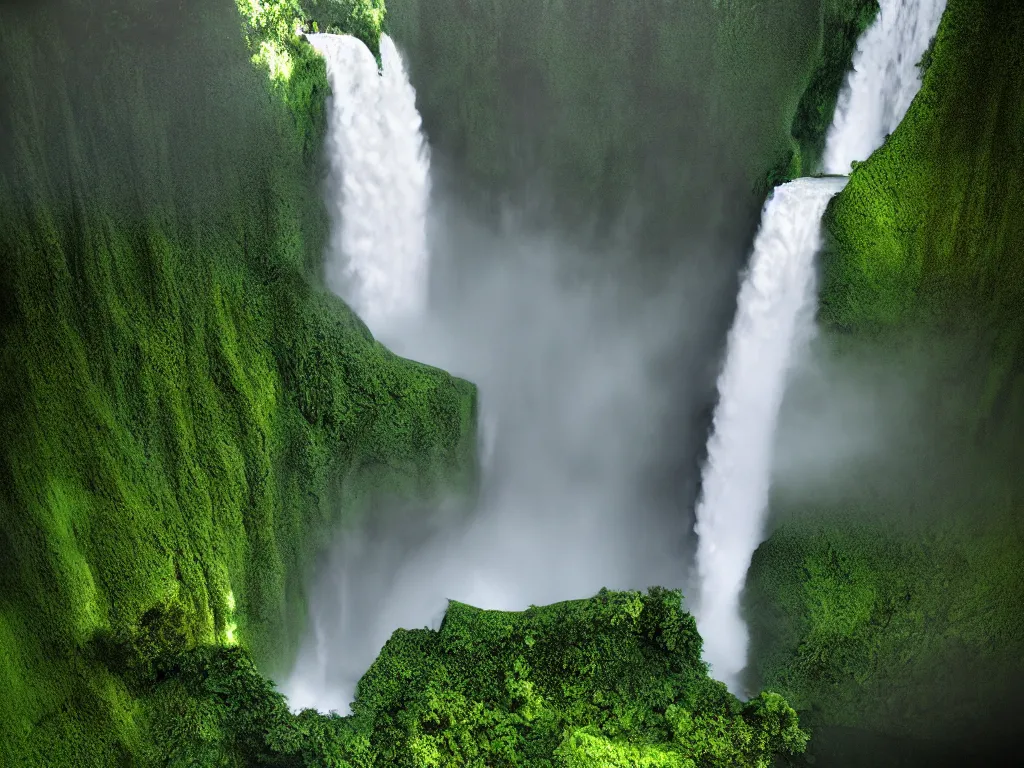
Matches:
[[748, 512, 1024, 744], [0, 0, 476, 764], [235, 0, 332, 165], [354, 588, 806, 767], [234, 0, 388, 163], [238, 0, 386, 54], [790, 0, 880, 173], [7, 0, 1021, 764], [132, 589, 807, 766], [303, 0, 388, 47], [749, 0, 1024, 761], [820, 0, 1024, 343]]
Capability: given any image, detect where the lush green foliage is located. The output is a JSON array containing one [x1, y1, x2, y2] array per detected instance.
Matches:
[[304, 0, 387, 47], [237, 0, 386, 52], [0, 0, 476, 764], [790, 0, 880, 173], [234, 0, 389, 163], [133, 589, 807, 767], [235, 0, 323, 165], [354, 588, 807, 767], [748, 516, 1024, 740]]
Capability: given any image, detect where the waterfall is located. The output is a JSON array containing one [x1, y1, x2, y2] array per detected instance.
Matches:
[[307, 33, 431, 340], [282, 33, 433, 714], [693, 177, 847, 693], [823, 0, 946, 174], [693, 0, 945, 694]]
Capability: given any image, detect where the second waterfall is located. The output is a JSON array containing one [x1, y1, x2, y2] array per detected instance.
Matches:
[[693, 177, 846, 693], [693, 0, 947, 695]]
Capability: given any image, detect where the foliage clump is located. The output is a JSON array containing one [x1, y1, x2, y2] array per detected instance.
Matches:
[[351, 587, 807, 767], [134, 589, 807, 767], [235, 0, 388, 163], [303, 0, 387, 47]]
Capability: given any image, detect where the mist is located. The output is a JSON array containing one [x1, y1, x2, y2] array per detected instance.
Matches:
[[284, 179, 738, 711], [283, 2, 828, 713], [772, 337, 920, 502]]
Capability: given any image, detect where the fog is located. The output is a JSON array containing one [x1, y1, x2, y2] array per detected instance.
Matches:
[[285, 179, 737, 711], [772, 338, 921, 502], [284, 2, 825, 713], [769, 327, 971, 524]]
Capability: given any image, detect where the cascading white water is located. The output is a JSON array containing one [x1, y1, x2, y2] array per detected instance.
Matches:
[[693, 0, 945, 694], [823, 0, 946, 174], [693, 177, 847, 693], [307, 33, 431, 340], [282, 32, 434, 714]]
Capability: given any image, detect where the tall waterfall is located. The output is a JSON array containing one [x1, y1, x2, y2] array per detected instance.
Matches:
[[307, 33, 431, 339], [693, 177, 847, 692], [283, 33, 433, 714], [823, 0, 946, 174], [693, 0, 945, 694]]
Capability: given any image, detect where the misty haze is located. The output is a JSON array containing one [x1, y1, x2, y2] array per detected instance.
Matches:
[[2, 0, 1022, 765]]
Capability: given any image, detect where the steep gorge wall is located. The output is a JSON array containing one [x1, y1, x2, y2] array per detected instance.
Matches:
[[0, 1, 476, 764], [748, 0, 1024, 762], [386, 0, 826, 248]]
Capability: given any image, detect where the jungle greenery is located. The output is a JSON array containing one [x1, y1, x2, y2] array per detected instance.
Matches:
[[137, 588, 808, 766], [5, 0, 1022, 764], [0, 0, 816, 764]]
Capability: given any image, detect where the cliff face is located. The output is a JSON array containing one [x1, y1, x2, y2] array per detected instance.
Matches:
[[749, 0, 1024, 761], [820, 0, 1024, 346], [387, 0, 825, 245], [0, 2, 475, 764]]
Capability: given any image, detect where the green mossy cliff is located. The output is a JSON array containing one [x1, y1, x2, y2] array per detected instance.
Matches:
[[819, 0, 1024, 344], [749, 0, 1024, 762], [0, 0, 475, 764]]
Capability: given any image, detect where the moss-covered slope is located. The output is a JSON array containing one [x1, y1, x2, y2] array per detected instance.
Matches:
[[820, 0, 1024, 345], [0, 1, 475, 764], [749, 0, 1024, 762]]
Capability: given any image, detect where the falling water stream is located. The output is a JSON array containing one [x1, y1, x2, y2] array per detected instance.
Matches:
[[306, 33, 431, 343], [824, 0, 946, 174], [693, 177, 847, 692], [692, 0, 946, 693]]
